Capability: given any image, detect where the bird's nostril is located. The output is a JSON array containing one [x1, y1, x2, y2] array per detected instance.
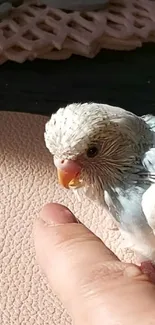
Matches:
[[61, 160, 64, 164]]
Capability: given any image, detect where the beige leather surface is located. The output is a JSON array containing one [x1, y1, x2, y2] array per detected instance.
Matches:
[[0, 111, 135, 325]]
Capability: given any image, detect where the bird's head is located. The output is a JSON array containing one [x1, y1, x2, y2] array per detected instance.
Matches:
[[44, 103, 147, 201]]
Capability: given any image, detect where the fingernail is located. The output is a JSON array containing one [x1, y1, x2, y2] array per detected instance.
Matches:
[[40, 203, 78, 226]]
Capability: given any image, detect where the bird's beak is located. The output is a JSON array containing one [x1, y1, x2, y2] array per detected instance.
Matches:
[[53, 157, 82, 189], [57, 169, 81, 189]]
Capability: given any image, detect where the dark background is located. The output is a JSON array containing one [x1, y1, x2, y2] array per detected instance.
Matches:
[[0, 43, 155, 117]]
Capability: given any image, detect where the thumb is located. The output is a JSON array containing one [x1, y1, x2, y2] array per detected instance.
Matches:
[[34, 203, 142, 324]]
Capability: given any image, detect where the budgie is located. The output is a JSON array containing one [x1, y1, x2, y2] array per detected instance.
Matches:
[[44, 103, 155, 280]]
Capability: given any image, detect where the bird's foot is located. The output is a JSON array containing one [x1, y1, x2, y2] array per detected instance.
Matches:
[[140, 261, 155, 283]]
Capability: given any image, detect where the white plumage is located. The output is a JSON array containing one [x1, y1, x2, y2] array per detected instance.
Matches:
[[44, 102, 155, 278]]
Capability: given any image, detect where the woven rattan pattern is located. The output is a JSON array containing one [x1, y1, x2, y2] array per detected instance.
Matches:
[[0, 0, 155, 64]]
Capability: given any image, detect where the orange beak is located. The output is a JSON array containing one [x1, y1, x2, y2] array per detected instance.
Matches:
[[57, 168, 81, 189], [53, 157, 82, 189]]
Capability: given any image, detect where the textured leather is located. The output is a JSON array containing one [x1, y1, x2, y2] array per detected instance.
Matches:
[[0, 112, 135, 325]]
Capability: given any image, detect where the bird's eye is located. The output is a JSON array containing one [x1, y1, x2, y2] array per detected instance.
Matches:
[[86, 146, 99, 158]]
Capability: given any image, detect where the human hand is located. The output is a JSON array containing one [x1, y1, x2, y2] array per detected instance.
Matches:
[[34, 203, 155, 325]]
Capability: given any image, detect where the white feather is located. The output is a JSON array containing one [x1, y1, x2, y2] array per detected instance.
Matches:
[[142, 184, 155, 232]]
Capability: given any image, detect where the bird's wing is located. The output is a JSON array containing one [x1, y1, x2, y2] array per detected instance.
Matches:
[[105, 185, 155, 260], [137, 114, 155, 235], [141, 114, 155, 181], [105, 114, 155, 259], [141, 148, 155, 234], [139, 115, 155, 231], [140, 114, 155, 232], [142, 184, 155, 232], [142, 114, 155, 132], [142, 147, 155, 177]]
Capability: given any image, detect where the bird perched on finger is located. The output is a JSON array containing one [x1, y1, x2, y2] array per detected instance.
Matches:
[[44, 102, 155, 282]]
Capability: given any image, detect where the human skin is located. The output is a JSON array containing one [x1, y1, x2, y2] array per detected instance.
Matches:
[[34, 203, 155, 325]]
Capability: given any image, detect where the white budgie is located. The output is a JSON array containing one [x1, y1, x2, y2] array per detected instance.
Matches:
[[44, 103, 155, 280]]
